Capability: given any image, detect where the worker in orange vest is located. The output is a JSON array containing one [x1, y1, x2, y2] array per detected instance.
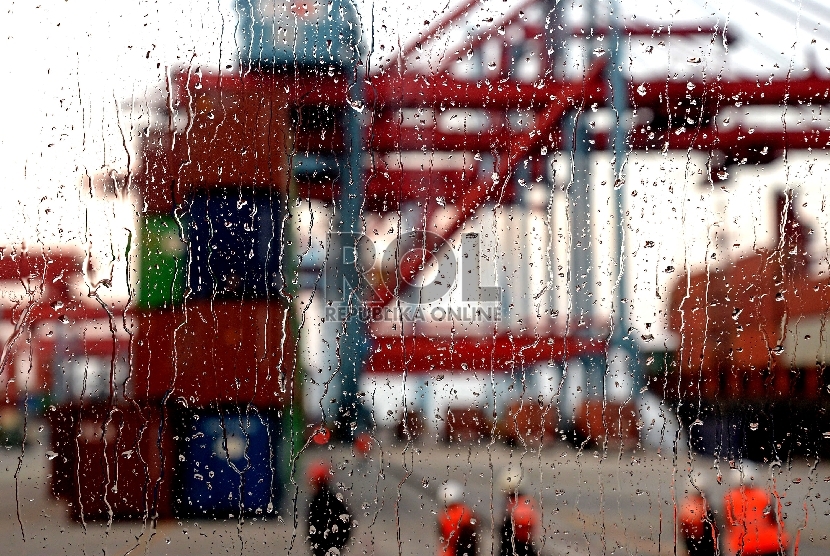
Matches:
[[722, 466, 789, 556], [306, 460, 353, 556], [497, 469, 540, 556], [437, 481, 478, 556], [678, 473, 718, 556]]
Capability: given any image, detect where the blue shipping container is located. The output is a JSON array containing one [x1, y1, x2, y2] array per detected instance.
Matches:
[[186, 189, 283, 300], [181, 409, 282, 516]]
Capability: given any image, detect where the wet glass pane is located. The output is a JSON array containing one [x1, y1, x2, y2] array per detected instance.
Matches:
[[1, 0, 829, 554]]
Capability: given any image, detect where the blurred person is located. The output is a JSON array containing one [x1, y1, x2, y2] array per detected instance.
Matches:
[[306, 460, 353, 556], [497, 469, 540, 556], [722, 463, 789, 556], [678, 472, 718, 556], [354, 432, 373, 459], [437, 481, 479, 556]]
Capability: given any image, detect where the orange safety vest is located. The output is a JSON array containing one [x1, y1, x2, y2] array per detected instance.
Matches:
[[723, 486, 789, 556], [438, 502, 477, 556], [506, 494, 539, 544], [679, 494, 713, 540]]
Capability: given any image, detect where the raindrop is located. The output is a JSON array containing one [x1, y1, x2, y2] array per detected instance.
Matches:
[[749, 422, 759, 431], [637, 84, 647, 96]]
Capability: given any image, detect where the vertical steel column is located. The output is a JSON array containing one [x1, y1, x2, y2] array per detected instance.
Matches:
[[568, 111, 604, 399], [607, 0, 639, 395], [332, 67, 370, 441], [544, 0, 565, 331], [569, 0, 605, 400]]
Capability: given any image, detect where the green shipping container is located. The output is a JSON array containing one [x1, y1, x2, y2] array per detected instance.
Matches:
[[137, 214, 186, 309]]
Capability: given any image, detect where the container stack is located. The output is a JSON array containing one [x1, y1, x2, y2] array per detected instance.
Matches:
[[51, 70, 296, 521]]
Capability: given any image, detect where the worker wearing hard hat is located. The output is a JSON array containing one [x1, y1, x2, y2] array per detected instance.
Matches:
[[678, 471, 719, 556], [722, 463, 789, 556], [497, 468, 540, 556], [306, 460, 353, 556], [437, 481, 479, 556]]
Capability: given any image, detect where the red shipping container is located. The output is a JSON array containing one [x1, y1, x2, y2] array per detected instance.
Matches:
[[47, 403, 176, 521], [130, 307, 180, 402], [497, 401, 558, 448], [444, 405, 492, 444], [574, 400, 638, 448], [130, 300, 295, 407], [133, 80, 291, 214]]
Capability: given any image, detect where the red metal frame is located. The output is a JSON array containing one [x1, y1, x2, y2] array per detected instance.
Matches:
[[367, 333, 607, 374]]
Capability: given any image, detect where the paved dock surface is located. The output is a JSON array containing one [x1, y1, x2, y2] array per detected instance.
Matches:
[[1, 432, 828, 555]]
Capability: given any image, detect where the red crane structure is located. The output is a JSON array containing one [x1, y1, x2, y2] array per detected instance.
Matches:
[[127, 2, 830, 446]]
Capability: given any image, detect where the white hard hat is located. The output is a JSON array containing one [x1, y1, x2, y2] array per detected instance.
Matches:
[[497, 468, 523, 493], [689, 470, 708, 492], [739, 461, 763, 483], [442, 481, 463, 505], [725, 460, 762, 487]]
